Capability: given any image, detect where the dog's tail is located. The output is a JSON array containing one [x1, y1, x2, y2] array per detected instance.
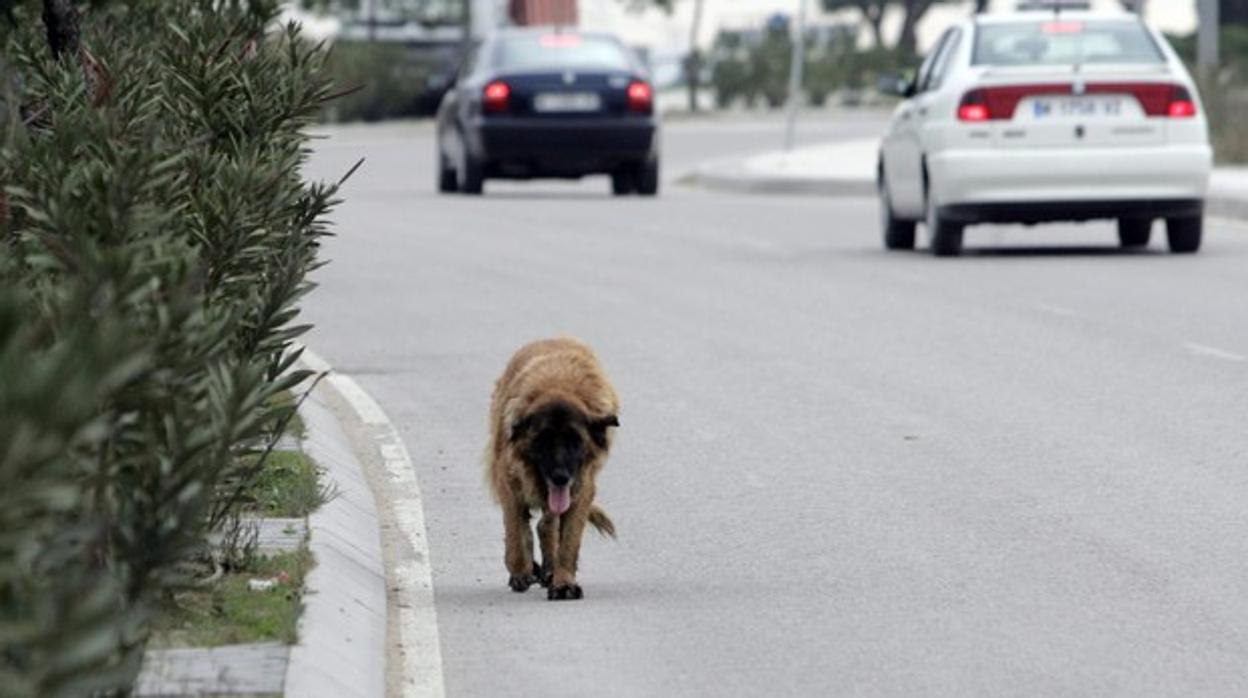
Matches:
[[588, 505, 616, 539]]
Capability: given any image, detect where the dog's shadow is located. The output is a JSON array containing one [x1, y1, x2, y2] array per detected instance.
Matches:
[[436, 579, 651, 606]]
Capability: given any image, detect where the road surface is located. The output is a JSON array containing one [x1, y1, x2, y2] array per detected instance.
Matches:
[[302, 113, 1248, 697]]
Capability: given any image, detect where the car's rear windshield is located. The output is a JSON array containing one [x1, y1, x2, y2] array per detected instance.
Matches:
[[494, 34, 634, 71], [973, 20, 1164, 66]]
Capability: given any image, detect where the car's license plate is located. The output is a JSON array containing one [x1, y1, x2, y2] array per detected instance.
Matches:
[[1028, 95, 1125, 119], [533, 92, 601, 113]]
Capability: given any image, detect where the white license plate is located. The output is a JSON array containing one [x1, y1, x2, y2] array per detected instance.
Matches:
[[1027, 96, 1125, 119], [533, 92, 601, 113]]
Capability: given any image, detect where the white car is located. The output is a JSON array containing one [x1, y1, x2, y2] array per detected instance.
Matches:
[[878, 4, 1213, 256]]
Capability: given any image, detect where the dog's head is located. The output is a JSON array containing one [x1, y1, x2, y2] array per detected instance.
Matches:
[[510, 398, 618, 516]]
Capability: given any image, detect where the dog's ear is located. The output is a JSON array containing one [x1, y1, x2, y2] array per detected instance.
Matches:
[[509, 414, 533, 443], [588, 414, 619, 449]]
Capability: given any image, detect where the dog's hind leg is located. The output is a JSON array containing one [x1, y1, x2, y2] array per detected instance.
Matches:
[[536, 514, 559, 588], [503, 496, 539, 592]]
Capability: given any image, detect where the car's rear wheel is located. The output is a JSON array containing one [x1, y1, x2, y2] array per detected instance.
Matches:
[[635, 159, 659, 197], [879, 172, 916, 251], [438, 151, 457, 193], [926, 192, 963, 257], [1117, 218, 1152, 248], [1166, 215, 1202, 254], [611, 170, 636, 196], [457, 153, 484, 195]]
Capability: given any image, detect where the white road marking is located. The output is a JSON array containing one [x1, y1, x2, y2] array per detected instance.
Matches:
[[326, 375, 391, 426], [1184, 342, 1247, 362], [299, 345, 446, 698]]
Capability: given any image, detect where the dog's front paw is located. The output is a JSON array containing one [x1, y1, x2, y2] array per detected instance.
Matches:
[[535, 563, 553, 588], [508, 573, 539, 592], [547, 583, 583, 601]]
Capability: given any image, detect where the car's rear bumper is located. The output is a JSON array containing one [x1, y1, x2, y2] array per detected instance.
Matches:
[[928, 144, 1213, 214], [470, 116, 657, 177], [940, 198, 1204, 225]]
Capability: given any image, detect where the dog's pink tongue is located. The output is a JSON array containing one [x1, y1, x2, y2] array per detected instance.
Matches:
[[548, 485, 572, 515]]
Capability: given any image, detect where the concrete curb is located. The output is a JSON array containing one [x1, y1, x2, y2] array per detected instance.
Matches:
[[1207, 190, 1248, 222], [284, 373, 388, 698], [683, 160, 876, 198], [293, 346, 446, 698], [688, 159, 1248, 225]]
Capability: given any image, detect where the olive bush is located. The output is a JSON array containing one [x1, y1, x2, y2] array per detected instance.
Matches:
[[0, 1, 348, 693]]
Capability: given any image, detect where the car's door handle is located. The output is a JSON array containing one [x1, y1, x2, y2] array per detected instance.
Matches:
[[918, 107, 929, 117], [900, 109, 912, 120]]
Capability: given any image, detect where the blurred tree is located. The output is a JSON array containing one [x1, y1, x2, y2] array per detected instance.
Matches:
[[820, 0, 957, 53], [822, 0, 887, 49], [300, 0, 460, 24]]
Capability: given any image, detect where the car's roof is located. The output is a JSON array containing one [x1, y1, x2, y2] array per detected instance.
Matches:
[[486, 27, 623, 41], [974, 10, 1140, 26]]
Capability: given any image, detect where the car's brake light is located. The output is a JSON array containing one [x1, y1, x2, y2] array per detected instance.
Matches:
[[539, 34, 582, 47], [1042, 21, 1084, 34], [483, 80, 510, 113], [1167, 86, 1197, 118], [627, 80, 653, 114], [958, 90, 991, 122]]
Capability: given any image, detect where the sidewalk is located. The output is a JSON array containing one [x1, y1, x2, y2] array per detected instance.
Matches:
[[135, 362, 393, 698], [688, 137, 1248, 222]]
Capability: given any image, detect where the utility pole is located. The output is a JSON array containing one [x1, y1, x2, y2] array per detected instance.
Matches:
[[687, 0, 706, 113], [1197, 0, 1219, 76], [783, 0, 808, 151], [366, 0, 377, 41]]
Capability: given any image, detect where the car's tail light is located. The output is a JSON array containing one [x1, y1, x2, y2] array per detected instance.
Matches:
[[627, 80, 653, 114], [483, 80, 510, 113], [1167, 86, 1197, 118], [956, 83, 1196, 121], [958, 90, 990, 122]]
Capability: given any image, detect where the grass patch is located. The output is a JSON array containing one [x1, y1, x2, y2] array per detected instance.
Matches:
[[241, 450, 328, 518], [268, 389, 306, 441], [150, 550, 313, 649]]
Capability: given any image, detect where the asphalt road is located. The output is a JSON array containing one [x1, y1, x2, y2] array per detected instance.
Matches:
[[302, 113, 1248, 697]]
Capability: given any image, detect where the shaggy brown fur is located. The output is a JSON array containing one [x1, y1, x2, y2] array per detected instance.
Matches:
[[487, 337, 619, 601]]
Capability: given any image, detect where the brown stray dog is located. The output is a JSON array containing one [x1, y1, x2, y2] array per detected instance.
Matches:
[[487, 337, 619, 601]]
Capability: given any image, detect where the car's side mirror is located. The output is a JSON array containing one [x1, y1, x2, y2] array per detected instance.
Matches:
[[877, 73, 915, 98]]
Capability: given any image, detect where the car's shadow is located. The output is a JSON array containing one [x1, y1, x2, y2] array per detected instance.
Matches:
[[960, 245, 1167, 258], [475, 191, 616, 201]]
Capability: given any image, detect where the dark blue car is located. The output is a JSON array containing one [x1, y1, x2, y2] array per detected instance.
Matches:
[[435, 29, 660, 196]]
